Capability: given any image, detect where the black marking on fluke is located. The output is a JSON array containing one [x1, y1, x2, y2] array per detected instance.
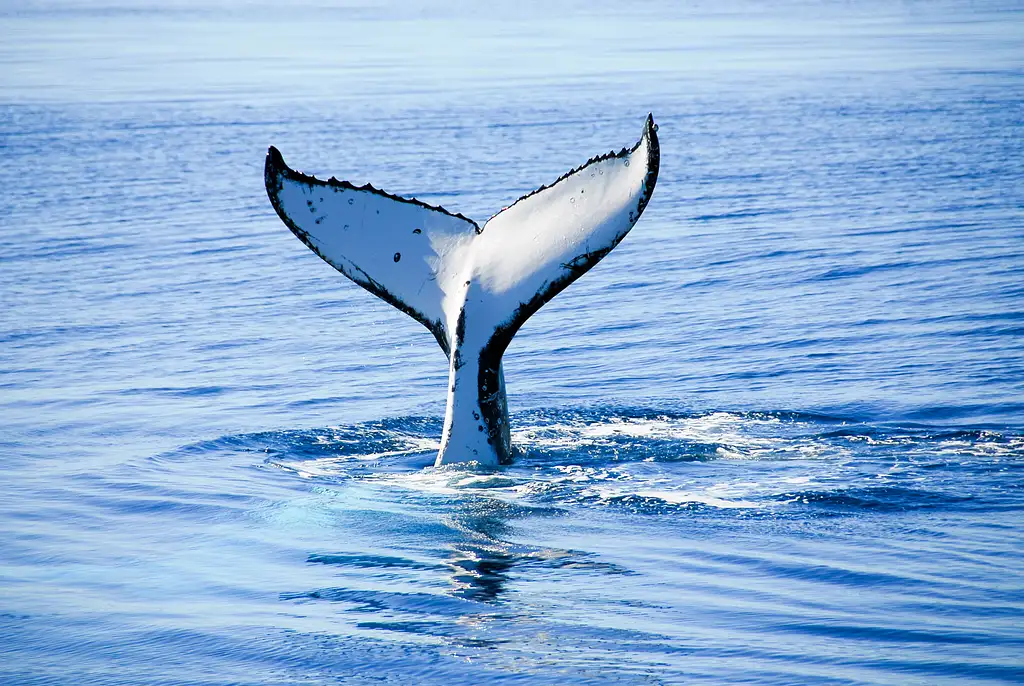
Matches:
[[501, 113, 659, 216], [266, 146, 479, 229], [265, 147, 452, 356]]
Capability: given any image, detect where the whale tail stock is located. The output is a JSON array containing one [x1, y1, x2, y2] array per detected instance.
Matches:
[[265, 115, 660, 467]]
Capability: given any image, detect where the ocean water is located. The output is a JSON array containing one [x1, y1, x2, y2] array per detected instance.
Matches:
[[2, 1, 1023, 683]]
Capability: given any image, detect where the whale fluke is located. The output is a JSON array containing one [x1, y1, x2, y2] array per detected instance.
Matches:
[[265, 115, 660, 467]]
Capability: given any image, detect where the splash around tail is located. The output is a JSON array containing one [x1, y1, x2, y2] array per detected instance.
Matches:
[[265, 116, 660, 466]]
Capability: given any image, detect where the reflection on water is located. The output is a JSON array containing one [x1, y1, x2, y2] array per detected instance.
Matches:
[[447, 544, 515, 603], [445, 502, 519, 603]]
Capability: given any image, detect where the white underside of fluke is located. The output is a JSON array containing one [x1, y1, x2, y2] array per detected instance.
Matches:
[[266, 115, 660, 467]]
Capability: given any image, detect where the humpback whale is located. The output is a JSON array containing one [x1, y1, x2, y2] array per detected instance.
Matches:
[[265, 115, 660, 467]]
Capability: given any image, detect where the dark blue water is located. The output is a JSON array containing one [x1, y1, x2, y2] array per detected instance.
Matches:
[[2, 1, 1023, 683]]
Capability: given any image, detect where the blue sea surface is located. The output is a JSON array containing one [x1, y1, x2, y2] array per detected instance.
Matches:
[[2, 1, 1023, 683]]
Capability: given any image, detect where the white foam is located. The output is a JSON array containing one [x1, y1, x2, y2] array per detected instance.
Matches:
[[512, 412, 851, 462], [270, 437, 439, 478]]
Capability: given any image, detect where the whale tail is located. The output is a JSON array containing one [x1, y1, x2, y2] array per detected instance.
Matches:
[[265, 115, 660, 466]]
